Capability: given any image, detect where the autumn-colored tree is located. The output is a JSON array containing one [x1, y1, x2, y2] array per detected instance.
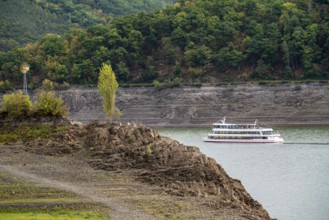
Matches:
[[98, 63, 120, 121]]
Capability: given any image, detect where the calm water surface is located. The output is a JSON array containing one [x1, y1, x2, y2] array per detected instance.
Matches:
[[158, 126, 329, 220]]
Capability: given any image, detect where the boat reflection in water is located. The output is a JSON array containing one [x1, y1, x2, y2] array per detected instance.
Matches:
[[204, 117, 284, 143]]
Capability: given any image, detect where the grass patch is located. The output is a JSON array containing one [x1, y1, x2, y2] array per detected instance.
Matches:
[[0, 124, 68, 144], [0, 198, 83, 205], [137, 200, 185, 220], [0, 133, 19, 144], [0, 172, 107, 220], [0, 210, 106, 220], [0, 178, 83, 206]]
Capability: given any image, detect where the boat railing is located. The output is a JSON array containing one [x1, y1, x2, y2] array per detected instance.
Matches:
[[208, 133, 280, 137]]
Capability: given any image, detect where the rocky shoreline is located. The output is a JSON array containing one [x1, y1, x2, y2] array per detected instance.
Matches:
[[1, 119, 274, 219], [56, 82, 329, 126]]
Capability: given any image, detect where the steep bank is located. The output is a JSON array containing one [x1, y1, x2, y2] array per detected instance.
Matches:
[[10, 120, 272, 219], [58, 82, 329, 126]]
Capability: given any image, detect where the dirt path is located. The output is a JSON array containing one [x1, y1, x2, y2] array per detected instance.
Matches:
[[0, 145, 158, 220], [0, 143, 254, 220], [0, 165, 157, 220]]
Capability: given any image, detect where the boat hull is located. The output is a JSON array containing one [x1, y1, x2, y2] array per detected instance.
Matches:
[[204, 138, 284, 143]]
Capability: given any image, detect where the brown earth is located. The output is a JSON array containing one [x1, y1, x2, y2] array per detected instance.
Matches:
[[0, 119, 274, 220]]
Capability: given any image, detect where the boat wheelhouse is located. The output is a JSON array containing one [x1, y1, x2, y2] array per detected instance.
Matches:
[[204, 117, 284, 143]]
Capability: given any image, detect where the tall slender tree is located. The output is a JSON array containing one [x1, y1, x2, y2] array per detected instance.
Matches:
[[97, 63, 120, 121]]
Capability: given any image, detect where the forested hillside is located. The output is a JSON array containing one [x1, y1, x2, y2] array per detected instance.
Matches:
[[0, 0, 167, 51], [0, 0, 328, 89]]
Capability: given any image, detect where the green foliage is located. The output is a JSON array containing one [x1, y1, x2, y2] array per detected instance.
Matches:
[[0, 0, 164, 51], [33, 91, 67, 117], [126, 135, 135, 144], [171, 77, 182, 87], [32, 79, 67, 117], [152, 80, 164, 90], [98, 63, 120, 120], [40, 79, 54, 91], [0, 0, 69, 51], [0, 79, 67, 119], [0, 90, 32, 118], [0, 80, 11, 91], [0, 0, 328, 85]]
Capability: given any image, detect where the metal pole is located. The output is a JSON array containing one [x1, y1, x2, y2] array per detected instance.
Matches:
[[23, 73, 28, 95]]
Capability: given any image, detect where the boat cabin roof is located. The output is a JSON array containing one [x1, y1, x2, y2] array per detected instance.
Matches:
[[213, 123, 256, 126], [213, 117, 259, 126]]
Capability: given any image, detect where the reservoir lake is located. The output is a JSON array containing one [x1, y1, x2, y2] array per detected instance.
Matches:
[[158, 125, 329, 220]]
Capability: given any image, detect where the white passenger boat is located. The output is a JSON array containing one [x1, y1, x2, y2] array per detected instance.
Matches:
[[204, 117, 284, 143]]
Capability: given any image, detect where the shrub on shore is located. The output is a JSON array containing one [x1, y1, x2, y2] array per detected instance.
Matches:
[[0, 80, 67, 119], [33, 90, 67, 117], [0, 90, 32, 118]]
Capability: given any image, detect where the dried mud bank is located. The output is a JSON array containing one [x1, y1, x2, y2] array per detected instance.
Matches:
[[20, 120, 273, 220], [58, 82, 329, 126]]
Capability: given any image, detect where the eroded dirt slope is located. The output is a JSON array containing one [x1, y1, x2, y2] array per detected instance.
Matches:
[[1, 120, 274, 219]]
